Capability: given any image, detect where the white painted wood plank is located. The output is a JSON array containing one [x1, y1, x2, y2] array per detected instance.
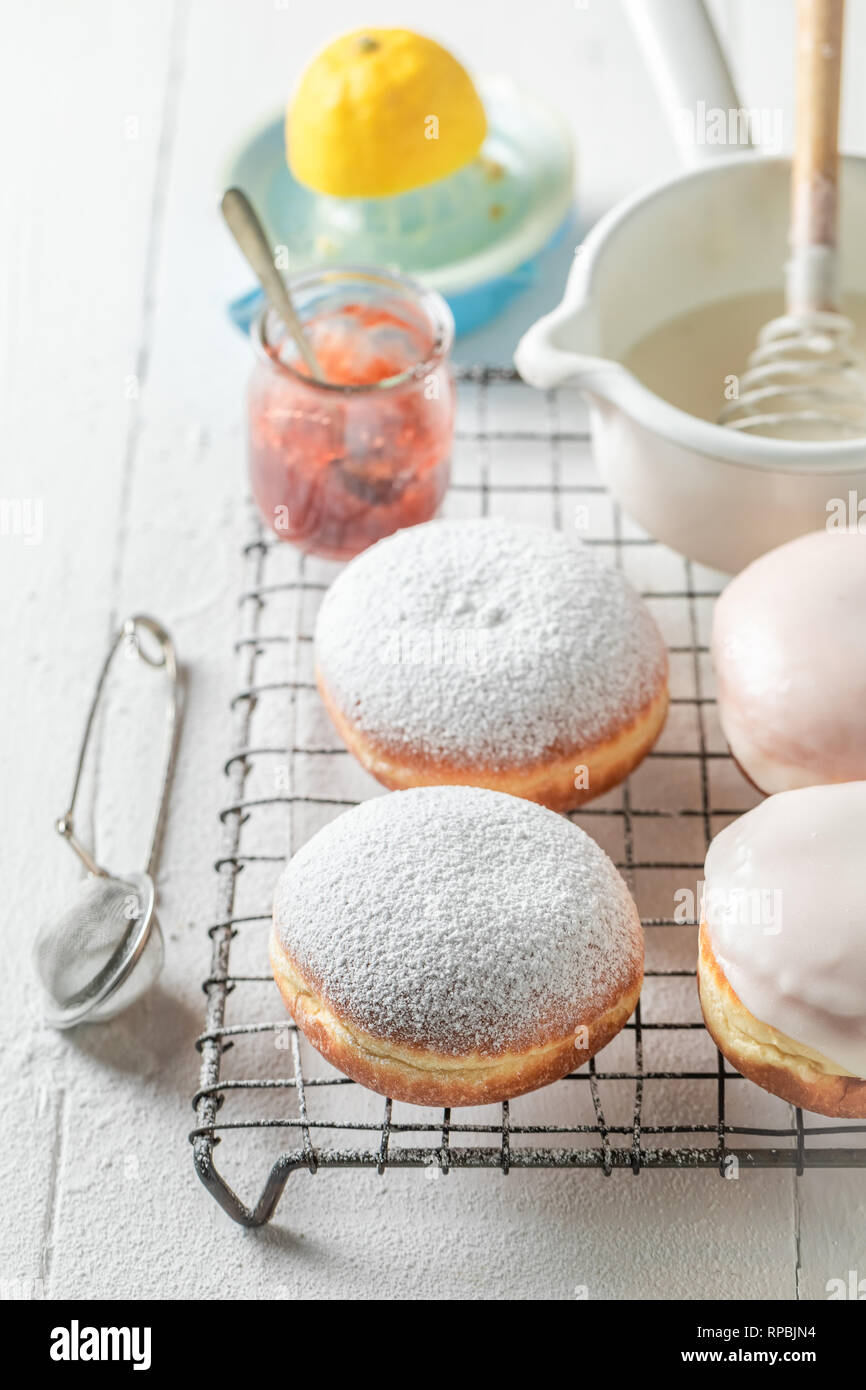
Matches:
[[0, 0, 176, 1295]]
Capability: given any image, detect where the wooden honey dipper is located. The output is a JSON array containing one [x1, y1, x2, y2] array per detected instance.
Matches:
[[721, 0, 866, 438]]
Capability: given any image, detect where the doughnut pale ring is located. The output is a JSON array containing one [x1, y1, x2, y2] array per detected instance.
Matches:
[[698, 782, 866, 1119], [712, 528, 866, 794], [314, 518, 668, 812], [271, 785, 644, 1107]]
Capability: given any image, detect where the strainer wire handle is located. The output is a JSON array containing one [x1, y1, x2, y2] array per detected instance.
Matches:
[[56, 615, 180, 880]]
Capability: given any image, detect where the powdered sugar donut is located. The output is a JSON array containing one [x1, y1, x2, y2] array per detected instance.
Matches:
[[712, 529, 866, 793], [271, 785, 644, 1107], [314, 518, 668, 810]]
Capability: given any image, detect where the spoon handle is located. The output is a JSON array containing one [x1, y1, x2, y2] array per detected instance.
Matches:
[[221, 187, 324, 380]]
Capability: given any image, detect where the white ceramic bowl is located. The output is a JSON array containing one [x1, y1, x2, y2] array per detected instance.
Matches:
[[516, 152, 866, 574]]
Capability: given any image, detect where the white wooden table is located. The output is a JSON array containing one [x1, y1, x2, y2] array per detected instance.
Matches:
[[2, 0, 865, 1301]]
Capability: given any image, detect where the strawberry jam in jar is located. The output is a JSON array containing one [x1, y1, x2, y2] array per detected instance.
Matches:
[[248, 267, 455, 560]]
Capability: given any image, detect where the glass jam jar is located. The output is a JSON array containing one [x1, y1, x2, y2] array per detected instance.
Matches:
[[248, 267, 455, 560]]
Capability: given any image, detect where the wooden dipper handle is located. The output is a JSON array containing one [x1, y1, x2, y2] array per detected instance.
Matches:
[[790, 0, 845, 309]]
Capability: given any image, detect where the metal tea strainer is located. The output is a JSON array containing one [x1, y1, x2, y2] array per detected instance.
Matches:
[[35, 615, 180, 1028]]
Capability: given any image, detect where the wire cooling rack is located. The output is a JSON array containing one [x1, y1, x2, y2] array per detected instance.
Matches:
[[192, 366, 866, 1227]]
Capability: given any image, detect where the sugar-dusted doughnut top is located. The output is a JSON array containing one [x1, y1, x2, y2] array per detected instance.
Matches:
[[703, 781, 866, 1077], [712, 528, 866, 792], [273, 786, 643, 1055], [314, 518, 667, 768]]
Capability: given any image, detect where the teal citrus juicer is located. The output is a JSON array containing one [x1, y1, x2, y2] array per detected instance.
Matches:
[[225, 75, 574, 337]]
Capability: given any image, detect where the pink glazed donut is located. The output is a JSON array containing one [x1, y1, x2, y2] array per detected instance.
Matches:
[[699, 782, 866, 1118], [711, 529, 866, 794]]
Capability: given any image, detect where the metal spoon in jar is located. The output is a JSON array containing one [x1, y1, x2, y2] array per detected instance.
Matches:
[[220, 186, 325, 382]]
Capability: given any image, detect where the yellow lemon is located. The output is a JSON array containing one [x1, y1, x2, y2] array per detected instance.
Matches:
[[287, 28, 487, 198]]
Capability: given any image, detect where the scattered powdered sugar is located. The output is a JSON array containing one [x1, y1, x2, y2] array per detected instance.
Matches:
[[314, 518, 667, 767], [273, 785, 642, 1055]]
